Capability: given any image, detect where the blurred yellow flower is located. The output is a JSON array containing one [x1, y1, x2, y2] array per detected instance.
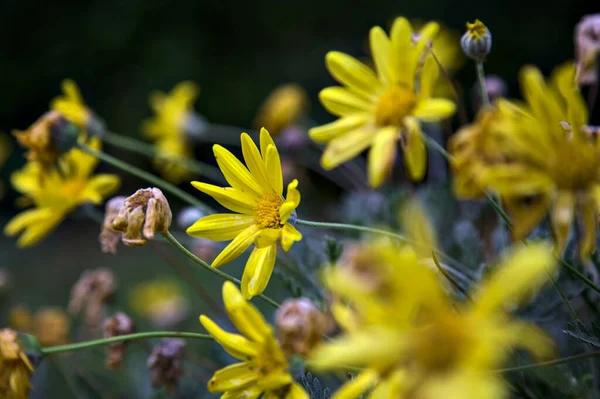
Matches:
[[0, 329, 34, 399], [9, 306, 70, 347], [51, 79, 100, 134], [142, 81, 200, 183], [4, 138, 120, 247], [450, 63, 598, 261], [129, 279, 189, 327], [413, 20, 465, 74], [200, 282, 308, 399], [254, 84, 309, 136], [309, 17, 456, 188], [187, 128, 302, 299], [311, 242, 556, 399]]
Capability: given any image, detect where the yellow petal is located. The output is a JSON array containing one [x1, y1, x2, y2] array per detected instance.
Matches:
[[242, 244, 277, 299], [259, 128, 276, 155], [321, 127, 375, 170], [285, 382, 310, 399], [208, 362, 260, 392], [212, 225, 260, 268], [368, 127, 398, 188], [389, 17, 415, 87], [369, 26, 392, 85], [418, 55, 439, 100], [256, 369, 293, 391], [552, 62, 588, 131], [222, 281, 272, 343], [199, 315, 258, 360], [221, 386, 263, 399], [241, 132, 270, 188], [504, 320, 555, 360], [4, 208, 65, 248], [411, 98, 456, 121], [281, 223, 302, 252], [550, 190, 575, 256], [191, 182, 257, 214], [402, 117, 426, 182], [331, 370, 378, 399], [503, 195, 551, 241], [578, 191, 597, 262], [80, 174, 121, 204], [213, 145, 265, 197], [414, 22, 440, 58], [325, 51, 383, 100], [264, 144, 283, 196], [186, 214, 255, 240], [280, 179, 301, 223], [70, 137, 102, 177], [477, 165, 555, 197], [62, 79, 84, 104], [309, 114, 370, 143], [319, 87, 374, 117]]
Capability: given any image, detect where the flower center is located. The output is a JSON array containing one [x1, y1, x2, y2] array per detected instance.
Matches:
[[256, 192, 284, 229], [551, 127, 600, 190], [375, 86, 416, 126]]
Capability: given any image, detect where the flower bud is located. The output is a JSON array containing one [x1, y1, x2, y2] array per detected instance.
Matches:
[[112, 188, 172, 246], [147, 338, 185, 392], [575, 14, 600, 84], [275, 298, 333, 357], [460, 19, 492, 61], [99, 196, 126, 254], [104, 312, 136, 370], [69, 268, 117, 327]]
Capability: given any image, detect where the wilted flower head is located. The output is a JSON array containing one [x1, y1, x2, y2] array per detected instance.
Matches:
[[99, 196, 126, 254], [0, 329, 34, 399], [51, 79, 104, 136], [575, 14, 600, 84], [254, 84, 309, 136], [104, 312, 136, 370], [69, 268, 117, 327], [129, 279, 189, 328], [461, 19, 492, 61], [112, 187, 172, 246], [148, 338, 185, 392]]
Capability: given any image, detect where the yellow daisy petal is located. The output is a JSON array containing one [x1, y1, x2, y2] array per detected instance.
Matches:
[[200, 315, 258, 360], [332, 370, 379, 399], [212, 225, 260, 268], [241, 244, 277, 299], [411, 98, 456, 121], [503, 195, 551, 241], [550, 190, 575, 256], [418, 56, 440, 100], [80, 174, 121, 204], [259, 128, 276, 157], [477, 165, 555, 197], [414, 21, 440, 59], [241, 132, 270, 188], [504, 320, 555, 360], [578, 191, 596, 262], [281, 223, 302, 252], [213, 145, 265, 197], [186, 214, 255, 241], [321, 127, 375, 170], [256, 369, 293, 391], [308, 114, 370, 143], [369, 26, 392, 85], [325, 51, 383, 100], [368, 127, 398, 188], [319, 87, 375, 117], [390, 17, 414, 87], [191, 182, 258, 215], [208, 362, 260, 392], [222, 281, 272, 343], [221, 386, 263, 399], [280, 179, 300, 223], [285, 382, 310, 399], [402, 117, 427, 182], [552, 63, 588, 131], [264, 144, 283, 196], [4, 208, 55, 237]]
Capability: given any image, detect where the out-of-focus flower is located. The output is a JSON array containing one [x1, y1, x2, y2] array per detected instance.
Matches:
[[471, 75, 508, 111], [200, 282, 308, 399], [254, 84, 309, 136], [10, 306, 70, 347], [69, 268, 117, 327], [12, 111, 79, 174], [111, 187, 172, 246], [575, 14, 600, 85], [0, 268, 11, 295], [129, 279, 189, 328], [450, 63, 599, 261], [143, 81, 206, 183], [275, 298, 333, 357], [0, 329, 34, 399], [460, 19, 492, 61], [310, 242, 556, 399], [192, 237, 219, 262], [176, 206, 207, 231], [187, 128, 302, 299], [4, 137, 120, 248], [104, 312, 136, 370], [309, 17, 456, 188], [99, 196, 126, 254], [148, 338, 185, 392], [51, 79, 104, 136]]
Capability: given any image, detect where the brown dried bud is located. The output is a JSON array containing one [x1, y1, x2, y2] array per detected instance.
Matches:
[[104, 312, 136, 370], [147, 339, 185, 392], [575, 14, 600, 85], [100, 196, 126, 254], [275, 298, 333, 357], [112, 188, 172, 246], [69, 268, 117, 327]]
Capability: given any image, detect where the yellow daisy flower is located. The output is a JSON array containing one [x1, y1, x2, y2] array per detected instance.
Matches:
[[129, 279, 189, 327], [450, 62, 598, 260], [4, 138, 120, 247], [0, 329, 34, 399], [142, 81, 200, 183], [310, 242, 556, 399], [200, 282, 308, 399], [186, 128, 302, 299], [309, 17, 456, 188], [51, 79, 101, 134], [254, 83, 309, 136]]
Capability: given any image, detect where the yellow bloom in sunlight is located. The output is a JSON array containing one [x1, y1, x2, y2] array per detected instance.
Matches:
[[309, 17, 456, 188], [142, 81, 200, 183], [200, 282, 308, 399], [311, 242, 557, 399], [129, 279, 189, 327], [0, 329, 34, 399], [51, 79, 101, 134], [4, 138, 120, 247], [186, 128, 302, 299], [254, 84, 309, 136], [450, 62, 599, 261]]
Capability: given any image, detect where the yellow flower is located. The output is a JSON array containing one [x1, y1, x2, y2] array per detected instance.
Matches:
[[186, 128, 302, 299], [254, 84, 309, 136], [51, 79, 100, 133], [200, 282, 308, 399], [4, 138, 120, 247], [0, 329, 34, 399], [309, 17, 456, 188], [9, 306, 70, 347], [142, 81, 200, 183], [129, 279, 189, 327], [412, 20, 465, 74], [310, 242, 557, 399], [450, 62, 598, 260]]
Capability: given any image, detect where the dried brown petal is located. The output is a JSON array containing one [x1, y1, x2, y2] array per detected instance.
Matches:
[[69, 268, 117, 327], [147, 338, 185, 392], [100, 196, 126, 254]]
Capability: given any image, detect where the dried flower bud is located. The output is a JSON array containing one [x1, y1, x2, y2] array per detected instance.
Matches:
[[471, 75, 508, 111], [254, 84, 309, 136], [100, 196, 126, 254], [148, 339, 185, 392], [104, 312, 136, 370], [461, 19, 492, 61], [575, 14, 600, 85], [176, 206, 207, 230], [69, 268, 117, 327], [34, 307, 70, 347], [276, 298, 333, 357], [112, 188, 172, 246]]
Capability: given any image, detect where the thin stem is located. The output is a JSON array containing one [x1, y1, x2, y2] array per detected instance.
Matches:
[[432, 252, 473, 303], [497, 351, 600, 373], [560, 259, 600, 295], [162, 231, 280, 308], [476, 61, 491, 107], [431, 50, 468, 126], [41, 331, 213, 355], [77, 143, 213, 214]]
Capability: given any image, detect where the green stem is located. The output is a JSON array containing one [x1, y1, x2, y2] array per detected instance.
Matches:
[[476, 61, 491, 107], [162, 231, 280, 308], [77, 143, 213, 214], [102, 131, 224, 183], [497, 351, 600, 373], [560, 259, 600, 295], [41, 331, 213, 355]]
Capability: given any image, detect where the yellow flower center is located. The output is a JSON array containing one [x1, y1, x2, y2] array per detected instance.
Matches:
[[375, 86, 417, 126], [465, 19, 488, 41], [255, 192, 284, 229]]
